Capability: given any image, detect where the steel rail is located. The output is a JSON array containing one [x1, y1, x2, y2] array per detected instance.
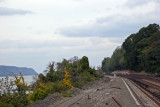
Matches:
[[112, 97, 122, 107], [130, 79, 160, 106]]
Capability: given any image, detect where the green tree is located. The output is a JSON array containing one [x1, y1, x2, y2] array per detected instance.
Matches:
[[103, 23, 160, 73], [38, 73, 46, 82], [102, 57, 110, 72], [47, 61, 55, 72], [122, 23, 160, 72], [80, 56, 89, 71]]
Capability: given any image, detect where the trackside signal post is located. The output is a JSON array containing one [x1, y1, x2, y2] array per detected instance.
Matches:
[[114, 73, 116, 78]]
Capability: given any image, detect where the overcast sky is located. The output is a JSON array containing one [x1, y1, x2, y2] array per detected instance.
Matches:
[[0, 0, 160, 73]]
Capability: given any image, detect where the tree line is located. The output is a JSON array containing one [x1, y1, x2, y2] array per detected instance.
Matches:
[[102, 23, 160, 74]]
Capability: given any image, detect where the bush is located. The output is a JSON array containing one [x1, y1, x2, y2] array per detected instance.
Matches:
[[46, 70, 64, 82], [52, 81, 66, 92], [79, 71, 92, 82], [38, 73, 46, 82], [0, 75, 30, 107], [28, 82, 53, 102], [71, 79, 83, 88], [0, 91, 29, 107]]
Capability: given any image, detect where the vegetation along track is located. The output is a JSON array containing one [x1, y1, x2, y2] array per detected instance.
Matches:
[[54, 77, 110, 107]]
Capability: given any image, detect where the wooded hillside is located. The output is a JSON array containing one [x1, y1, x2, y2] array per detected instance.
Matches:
[[102, 24, 160, 74]]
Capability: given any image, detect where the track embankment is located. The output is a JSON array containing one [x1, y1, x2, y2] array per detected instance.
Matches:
[[30, 75, 160, 107]]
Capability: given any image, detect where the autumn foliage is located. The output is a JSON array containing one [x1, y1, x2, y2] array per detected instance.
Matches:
[[63, 69, 74, 89]]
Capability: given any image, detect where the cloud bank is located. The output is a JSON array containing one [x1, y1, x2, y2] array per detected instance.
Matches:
[[58, 0, 160, 37], [125, 0, 160, 8], [0, 7, 32, 16]]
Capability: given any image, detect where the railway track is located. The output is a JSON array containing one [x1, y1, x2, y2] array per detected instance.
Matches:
[[131, 78, 160, 103], [142, 79, 160, 88], [119, 74, 160, 106], [129, 79, 160, 107]]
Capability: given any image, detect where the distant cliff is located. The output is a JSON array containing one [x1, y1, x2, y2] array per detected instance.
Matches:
[[0, 65, 38, 77]]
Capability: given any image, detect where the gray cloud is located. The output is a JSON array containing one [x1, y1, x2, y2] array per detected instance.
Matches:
[[58, 12, 160, 37], [58, 0, 160, 38], [125, 0, 160, 8], [125, 0, 149, 8], [0, 7, 32, 16], [58, 24, 129, 37]]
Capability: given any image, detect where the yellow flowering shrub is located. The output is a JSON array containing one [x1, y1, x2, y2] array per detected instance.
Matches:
[[14, 74, 30, 94], [63, 69, 74, 89]]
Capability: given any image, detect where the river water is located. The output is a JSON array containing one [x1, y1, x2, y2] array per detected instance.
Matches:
[[0, 75, 38, 95], [0, 75, 38, 85]]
